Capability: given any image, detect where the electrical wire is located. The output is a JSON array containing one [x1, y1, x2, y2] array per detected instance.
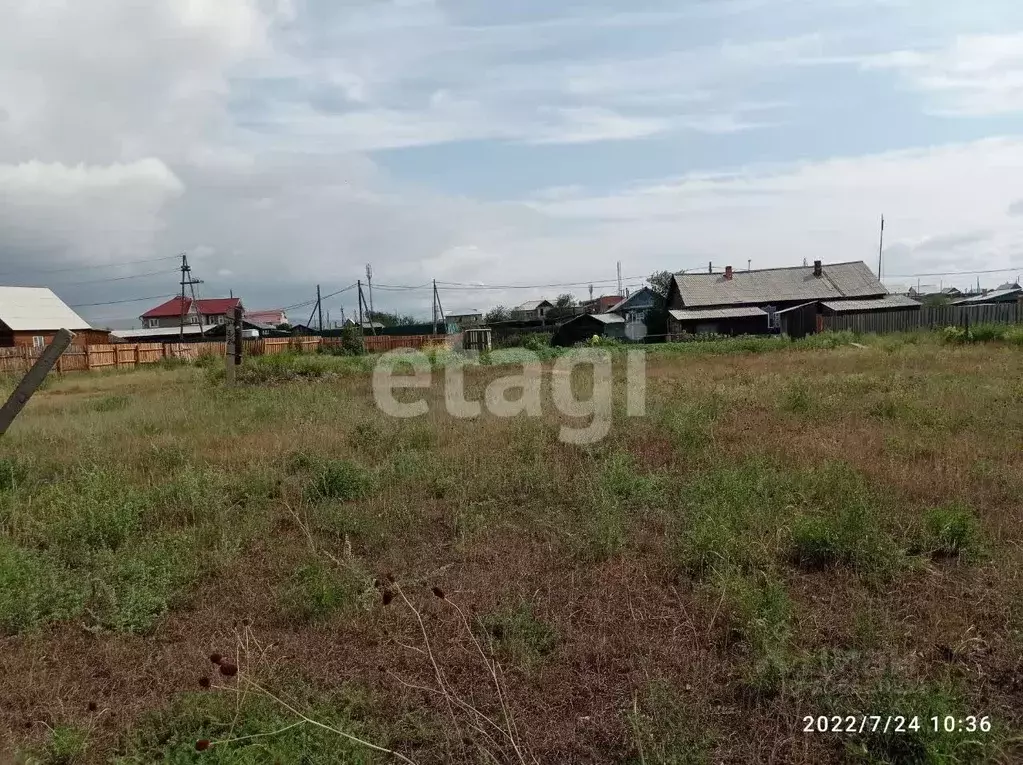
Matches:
[[70, 293, 176, 308], [0, 254, 180, 277]]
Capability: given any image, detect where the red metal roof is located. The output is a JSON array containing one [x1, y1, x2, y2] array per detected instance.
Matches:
[[245, 310, 286, 325], [141, 296, 241, 319]]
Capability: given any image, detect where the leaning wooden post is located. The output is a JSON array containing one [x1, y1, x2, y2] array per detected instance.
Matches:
[[0, 329, 74, 436]]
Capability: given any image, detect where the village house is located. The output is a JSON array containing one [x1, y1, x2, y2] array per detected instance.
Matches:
[[578, 295, 623, 314], [447, 312, 483, 327], [245, 309, 288, 326], [953, 283, 1022, 306], [510, 299, 553, 321], [140, 296, 243, 329], [608, 287, 659, 341], [0, 286, 109, 347], [665, 260, 912, 337]]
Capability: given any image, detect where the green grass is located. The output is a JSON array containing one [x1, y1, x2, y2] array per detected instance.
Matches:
[[627, 681, 712, 764], [115, 685, 416, 764], [306, 460, 375, 502], [480, 602, 558, 665], [277, 558, 372, 623], [921, 503, 983, 560]]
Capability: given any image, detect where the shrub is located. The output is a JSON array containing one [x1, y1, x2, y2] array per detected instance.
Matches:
[[278, 559, 370, 623], [0, 456, 24, 492], [0, 540, 85, 634], [922, 502, 981, 559], [306, 460, 374, 502], [481, 603, 558, 664]]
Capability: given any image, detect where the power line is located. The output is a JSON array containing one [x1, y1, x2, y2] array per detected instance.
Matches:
[[0, 254, 180, 277], [45, 269, 178, 287], [884, 266, 1021, 279], [70, 293, 176, 308]]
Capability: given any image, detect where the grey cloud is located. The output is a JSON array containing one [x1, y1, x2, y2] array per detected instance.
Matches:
[[1008, 199, 1023, 216]]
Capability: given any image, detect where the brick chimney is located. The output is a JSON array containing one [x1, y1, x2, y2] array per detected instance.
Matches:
[[725, 265, 733, 280], [813, 260, 822, 277]]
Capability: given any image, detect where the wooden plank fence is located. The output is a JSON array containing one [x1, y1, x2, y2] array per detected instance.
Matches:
[[0, 331, 464, 377], [823, 302, 1023, 334]]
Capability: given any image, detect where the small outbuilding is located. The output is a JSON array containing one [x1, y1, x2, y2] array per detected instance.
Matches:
[[551, 313, 626, 347], [667, 306, 770, 337]]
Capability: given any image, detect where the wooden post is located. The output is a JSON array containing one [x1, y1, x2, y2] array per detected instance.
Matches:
[[233, 305, 243, 367], [225, 311, 237, 385], [0, 329, 74, 435]]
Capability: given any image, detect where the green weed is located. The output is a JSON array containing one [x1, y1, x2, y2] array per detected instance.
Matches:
[[117, 685, 409, 764], [626, 681, 712, 765], [481, 602, 558, 665], [306, 460, 374, 502], [91, 394, 131, 413], [278, 559, 371, 623], [0, 539, 85, 634], [922, 503, 982, 560]]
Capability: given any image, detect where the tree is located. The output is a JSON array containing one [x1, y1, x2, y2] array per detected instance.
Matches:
[[648, 270, 674, 297], [368, 310, 417, 327], [554, 293, 576, 308], [485, 306, 509, 323]]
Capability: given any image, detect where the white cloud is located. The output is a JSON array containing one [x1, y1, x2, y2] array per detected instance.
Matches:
[[865, 32, 1023, 115], [0, 159, 183, 268], [523, 138, 1023, 285]]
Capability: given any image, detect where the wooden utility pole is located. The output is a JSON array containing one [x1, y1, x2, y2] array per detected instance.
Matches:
[[432, 279, 438, 334], [0, 329, 74, 435], [316, 285, 324, 333], [357, 280, 364, 329], [178, 253, 202, 341], [877, 215, 885, 280], [225, 311, 236, 385], [366, 264, 374, 316]]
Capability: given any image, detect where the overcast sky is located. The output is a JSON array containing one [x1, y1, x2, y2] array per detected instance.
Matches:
[[3, 0, 1023, 326]]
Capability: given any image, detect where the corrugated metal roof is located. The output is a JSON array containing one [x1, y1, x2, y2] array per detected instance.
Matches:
[[669, 306, 767, 321], [111, 325, 217, 339], [821, 295, 922, 312], [142, 296, 241, 319], [953, 288, 1023, 305], [673, 261, 884, 308], [590, 312, 625, 324], [0, 286, 93, 331]]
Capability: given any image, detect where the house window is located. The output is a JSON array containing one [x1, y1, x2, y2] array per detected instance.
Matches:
[[147, 318, 160, 328], [217, 315, 225, 325], [32, 335, 46, 348], [188, 314, 199, 325]]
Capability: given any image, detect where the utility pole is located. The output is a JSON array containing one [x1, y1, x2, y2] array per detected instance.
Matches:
[[366, 264, 374, 317], [432, 279, 438, 334], [588, 284, 594, 301], [316, 284, 323, 333], [617, 261, 623, 296], [708, 261, 713, 274], [357, 280, 364, 329], [877, 214, 885, 281], [178, 253, 202, 342]]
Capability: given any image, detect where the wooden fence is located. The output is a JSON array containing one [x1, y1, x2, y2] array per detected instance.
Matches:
[[823, 302, 1023, 334], [0, 332, 464, 377]]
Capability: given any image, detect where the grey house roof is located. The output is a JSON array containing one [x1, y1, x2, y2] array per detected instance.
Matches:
[[672, 261, 885, 308], [953, 287, 1023, 305], [821, 295, 921, 312], [589, 312, 625, 324], [513, 299, 553, 311], [608, 287, 657, 313], [669, 306, 767, 321]]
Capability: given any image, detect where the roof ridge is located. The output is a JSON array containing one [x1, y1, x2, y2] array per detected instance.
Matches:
[[674, 260, 867, 277]]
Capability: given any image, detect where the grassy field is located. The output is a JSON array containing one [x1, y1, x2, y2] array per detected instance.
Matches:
[[1, 334, 1022, 763]]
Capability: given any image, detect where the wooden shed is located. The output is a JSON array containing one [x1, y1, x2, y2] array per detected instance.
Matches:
[[551, 313, 626, 347]]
